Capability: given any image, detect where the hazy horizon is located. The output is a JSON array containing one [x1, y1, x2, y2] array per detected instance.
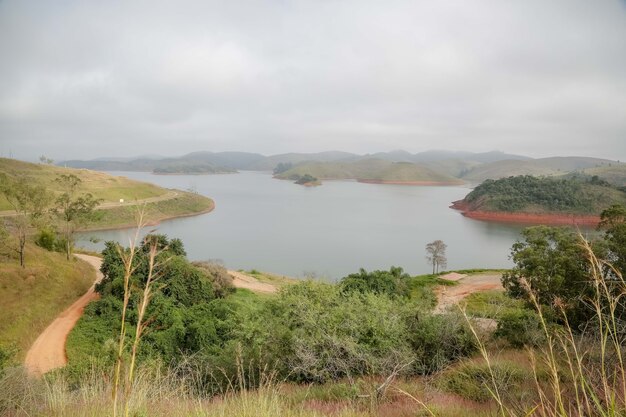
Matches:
[[1, 1, 625, 162]]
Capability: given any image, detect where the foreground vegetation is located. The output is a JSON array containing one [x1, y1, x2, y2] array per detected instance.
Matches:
[[2, 203, 626, 416]]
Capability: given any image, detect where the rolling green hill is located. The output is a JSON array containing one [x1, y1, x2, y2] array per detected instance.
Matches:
[[458, 175, 626, 215], [460, 157, 615, 183], [0, 158, 167, 210], [275, 159, 464, 184], [0, 158, 214, 230], [578, 163, 626, 187]]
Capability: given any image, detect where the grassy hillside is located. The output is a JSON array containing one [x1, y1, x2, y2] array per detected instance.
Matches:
[[0, 158, 214, 230], [86, 191, 214, 230], [276, 159, 463, 184], [460, 156, 615, 183], [0, 158, 167, 211], [0, 243, 94, 358], [579, 163, 626, 187], [459, 175, 626, 215]]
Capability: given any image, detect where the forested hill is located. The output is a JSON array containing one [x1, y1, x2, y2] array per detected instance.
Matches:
[[456, 175, 626, 215]]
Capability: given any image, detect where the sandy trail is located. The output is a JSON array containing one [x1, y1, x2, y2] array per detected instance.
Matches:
[[228, 270, 277, 294], [434, 273, 503, 313], [24, 254, 104, 377]]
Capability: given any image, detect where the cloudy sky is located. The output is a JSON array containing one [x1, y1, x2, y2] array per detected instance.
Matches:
[[1, 0, 625, 162]]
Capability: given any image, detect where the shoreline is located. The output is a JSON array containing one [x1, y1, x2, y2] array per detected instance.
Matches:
[[77, 200, 215, 232], [358, 179, 465, 186], [450, 200, 601, 226]]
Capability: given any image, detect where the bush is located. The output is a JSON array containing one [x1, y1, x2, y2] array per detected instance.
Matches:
[[35, 228, 57, 251], [235, 281, 415, 383], [440, 360, 529, 402], [340, 266, 410, 298], [193, 261, 235, 298], [405, 312, 476, 374], [495, 309, 545, 348]]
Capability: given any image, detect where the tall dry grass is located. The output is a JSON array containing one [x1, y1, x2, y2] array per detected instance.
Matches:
[[440, 233, 626, 417]]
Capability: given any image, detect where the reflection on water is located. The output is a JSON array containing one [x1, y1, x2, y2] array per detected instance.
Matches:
[[78, 171, 531, 279]]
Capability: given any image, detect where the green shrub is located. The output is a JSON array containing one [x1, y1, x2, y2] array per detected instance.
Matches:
[[406, 313, 476, 374], [35, 227, 57, 251], [495, 309, 545, 348], [440, 361, 529, 402], [340, 266, 410, 298]]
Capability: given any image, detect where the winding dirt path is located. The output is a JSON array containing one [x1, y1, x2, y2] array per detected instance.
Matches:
[[434, 273, 503, 313], [24, 258, 276, 377], [24, 254, 103, 377]]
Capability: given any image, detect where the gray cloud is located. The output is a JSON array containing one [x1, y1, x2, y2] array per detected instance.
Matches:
[[1, 0, 625, 161]]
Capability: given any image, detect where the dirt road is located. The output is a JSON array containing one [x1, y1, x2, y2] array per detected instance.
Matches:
[[24, 254, 104, 377], [434, 273, 503, 313], [24, 258, 276, 377], [228, 270, 277, 294]]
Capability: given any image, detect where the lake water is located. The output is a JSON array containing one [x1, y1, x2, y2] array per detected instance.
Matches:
[[77, 171, 528, 279]]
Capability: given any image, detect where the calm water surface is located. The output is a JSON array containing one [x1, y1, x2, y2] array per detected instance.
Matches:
[[77, 171, 527, 279]]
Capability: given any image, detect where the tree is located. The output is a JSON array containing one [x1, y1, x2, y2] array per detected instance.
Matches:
[[54, 174, 102, 260], [39, 155, 54, 165], [425, 240, 447, 274], [599, 204, 626, 276], [0, 174, 52, 267], [501, 226, 594, 326]]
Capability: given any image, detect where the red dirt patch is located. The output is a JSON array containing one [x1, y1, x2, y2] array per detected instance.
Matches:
[[450, 200, 600, 226]]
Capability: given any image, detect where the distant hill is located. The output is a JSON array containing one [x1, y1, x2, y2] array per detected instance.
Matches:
[[61, 149, 529, 175], [60, 151, 623, 187], [452, 175, 626, 222], [577, 163, 626, 187], [246, 151, 360, 171], [275, 159, 463, 184], [460, 156, 616, 183]]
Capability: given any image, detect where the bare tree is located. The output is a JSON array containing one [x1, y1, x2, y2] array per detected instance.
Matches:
[[425, 240, 447, 274]]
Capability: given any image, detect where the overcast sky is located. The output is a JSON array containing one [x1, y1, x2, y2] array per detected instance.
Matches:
[[1, 0, 625, 162]]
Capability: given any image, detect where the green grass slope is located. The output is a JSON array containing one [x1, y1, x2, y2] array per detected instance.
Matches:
[[0, 158, 215, 230], [276, 159, 463, 184], [0, 243, 94, 358], [87, 191, 214, 230], [0, 158, 167, 210], [579, 163, 626, 187], [461, 156, 615, 183]]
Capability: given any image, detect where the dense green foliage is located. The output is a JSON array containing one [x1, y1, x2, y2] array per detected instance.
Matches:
[[70, 235, 235, 370], [339, 266, 410, 297], [272, 162, 293, 175], [69, 241, 477, 389], [494, 310, 545, 348], [290, 173, 319, 185], [464, 175, 626, 214], [502, 205, 626, 329], [600, 204, 626, 275]]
